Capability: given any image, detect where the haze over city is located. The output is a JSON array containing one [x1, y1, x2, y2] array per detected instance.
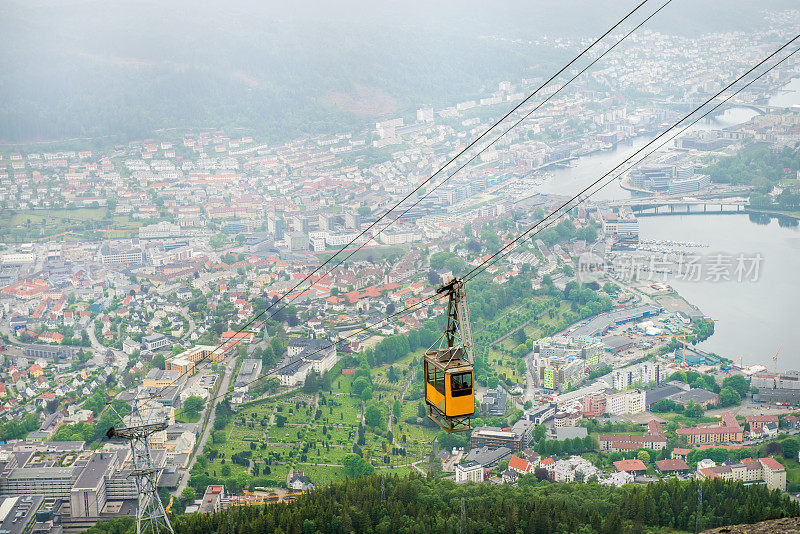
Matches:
[[1, 2, 800, 533]]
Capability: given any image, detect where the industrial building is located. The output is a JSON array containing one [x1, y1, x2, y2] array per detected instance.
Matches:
[[753, 371, 800, 405], [571, 305, 662, 338], [470, 420, 533, 453], [0, 441, 165, 525]]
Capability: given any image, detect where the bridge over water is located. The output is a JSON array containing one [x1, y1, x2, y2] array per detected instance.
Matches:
[[605, 196, 749, 216]]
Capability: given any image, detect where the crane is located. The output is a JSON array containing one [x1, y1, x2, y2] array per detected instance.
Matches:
[[674, 332, 698, 367], [773, 345, 783, 377], [34, 230, 74, 242]]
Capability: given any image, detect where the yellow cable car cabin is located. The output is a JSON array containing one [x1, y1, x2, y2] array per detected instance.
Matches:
[[424, 347, 474, 432], [423, 277, 475, 433]]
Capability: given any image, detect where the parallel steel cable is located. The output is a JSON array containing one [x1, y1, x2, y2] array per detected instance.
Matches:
[[175, 34, 800, 420], [113, 0, 657, 406], [462, 36, 800, 282]]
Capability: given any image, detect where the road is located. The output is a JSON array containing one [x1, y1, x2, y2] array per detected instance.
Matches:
[[174, 362, 234, 497], [86, 322, 127, 372], [177, 306, 196, 342]]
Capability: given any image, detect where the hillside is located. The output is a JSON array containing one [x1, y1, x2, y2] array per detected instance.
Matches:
[[1, 0, 795, 144], [85, 474, 800, 534], [704, 516, 800, 533]]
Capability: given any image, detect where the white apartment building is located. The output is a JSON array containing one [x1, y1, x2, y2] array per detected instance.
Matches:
[[613, 362, 667, 391], [640, 361, 668, 385], [455, 461, 484, 484], [1, 252, 35, 265], [605, 389, 645, 415], [139, 221, 181, 239]]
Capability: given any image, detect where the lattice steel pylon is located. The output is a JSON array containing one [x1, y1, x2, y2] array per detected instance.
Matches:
[[106, 398, 174, 534]]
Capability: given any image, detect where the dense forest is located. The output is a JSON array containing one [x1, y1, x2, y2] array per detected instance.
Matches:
[[86, 474, 800, 534]]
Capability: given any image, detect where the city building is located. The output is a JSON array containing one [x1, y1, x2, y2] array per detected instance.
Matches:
[[165, 357, 195, 377], [599, 421, 667, 452], [174, 345, 225, 364], [629, 164, 710, 195], [138, 221, 181, 239], [605, 389, 645, 415], [455, 461, 484, 484], [697, 457, 786, 491], [481, 389, 508, 417], [142, 369, 182, 388], [470, 420, 533, 453], [612, 362, 667, 390], [23, 344, 80, 361], [534, 337, 604, 368], [582, 394, 607, 417], [534, 354, 584, 392], [601, 211, 639, 244], [0, 441, 154, 521], [676, 412, 743, 445], [142, 333, 169, 351], [525, 404, 556, 425], [746, 415, 780, 431]]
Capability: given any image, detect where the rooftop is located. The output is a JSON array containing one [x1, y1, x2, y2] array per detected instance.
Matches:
[[613, 459, 647, 473]]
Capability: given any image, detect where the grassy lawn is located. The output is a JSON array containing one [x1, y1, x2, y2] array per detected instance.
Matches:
[[296, 464, 348, 486], [175, 412, 201, 424], [204, 355, 451, 489], [776, 456, 800, 489], [487, 348, 523, 383], [0, 207, 149, 242]]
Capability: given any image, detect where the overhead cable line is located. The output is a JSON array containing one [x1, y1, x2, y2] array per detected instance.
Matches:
[[113, 0, 656, 406], [462, 35, 800, 282], [170, 33, 800, 420]]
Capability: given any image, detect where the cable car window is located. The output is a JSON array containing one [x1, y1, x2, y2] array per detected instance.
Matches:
[[433, 368, 445, 394], [451, 372, 473, 397], [426, 361, 445, 394]]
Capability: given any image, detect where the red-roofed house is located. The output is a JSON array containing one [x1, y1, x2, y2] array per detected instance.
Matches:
[[29, 364, 44, 378], [654, 458, 690, 474], [220, 331, 254, 343], [671, 448, 691, 460], [613, 459, 647, 473], [508, 455, 532, 474]]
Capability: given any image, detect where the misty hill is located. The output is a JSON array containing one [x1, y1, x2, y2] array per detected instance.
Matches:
[[0, 0, 794, 144]]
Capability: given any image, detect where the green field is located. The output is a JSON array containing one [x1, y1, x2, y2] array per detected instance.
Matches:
[[200, 351, 444, 488], [0, 207, 154, 242]]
